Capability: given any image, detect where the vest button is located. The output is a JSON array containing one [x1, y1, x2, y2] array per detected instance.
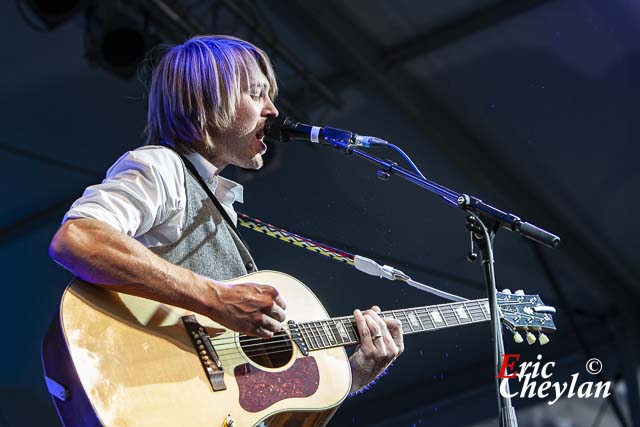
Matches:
[[245, 261, 254, 271]]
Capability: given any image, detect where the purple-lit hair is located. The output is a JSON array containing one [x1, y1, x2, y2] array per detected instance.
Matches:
[[145, 35, 277, 152]]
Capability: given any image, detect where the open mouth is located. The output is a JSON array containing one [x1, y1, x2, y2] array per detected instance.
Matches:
[[256, 130, 267, 155]]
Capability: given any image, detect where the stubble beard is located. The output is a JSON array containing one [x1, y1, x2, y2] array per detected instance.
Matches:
[[243, 153, 264, 170]]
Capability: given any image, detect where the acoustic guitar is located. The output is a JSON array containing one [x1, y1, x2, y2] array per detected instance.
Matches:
[[42, 270, 556, 427]]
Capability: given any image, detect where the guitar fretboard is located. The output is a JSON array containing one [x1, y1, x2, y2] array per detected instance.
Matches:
[[297, 298, 492, 351]]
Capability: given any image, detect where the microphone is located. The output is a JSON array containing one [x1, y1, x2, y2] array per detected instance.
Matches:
[[264, 116, 388, 148]]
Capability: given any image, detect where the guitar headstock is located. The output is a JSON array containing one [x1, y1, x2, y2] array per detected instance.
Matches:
[[497, 289, 557, 345]]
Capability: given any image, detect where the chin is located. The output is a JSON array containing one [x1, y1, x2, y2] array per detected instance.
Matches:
[[244, 155, 264, 170]]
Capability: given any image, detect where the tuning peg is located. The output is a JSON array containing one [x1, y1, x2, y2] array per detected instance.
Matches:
[[502, 289, 512, 294], [538, 333, 549, 346], [513, 332, 524, 343], [526, 332, 536, 344], [515, 290, 525, 296]]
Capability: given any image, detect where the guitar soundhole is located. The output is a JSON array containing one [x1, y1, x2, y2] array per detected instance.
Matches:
[[238, 330, 293, 369]]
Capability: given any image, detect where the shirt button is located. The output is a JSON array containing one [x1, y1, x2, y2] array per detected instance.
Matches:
[[245, 261, 254, 271]]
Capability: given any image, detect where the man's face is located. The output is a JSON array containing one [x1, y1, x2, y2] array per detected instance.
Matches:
[[212, 71, 278, 170]]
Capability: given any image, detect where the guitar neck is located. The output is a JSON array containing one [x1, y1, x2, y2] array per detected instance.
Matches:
[[297, 298, 493, 351]]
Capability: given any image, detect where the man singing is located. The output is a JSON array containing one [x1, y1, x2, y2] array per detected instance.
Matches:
[[49, 35, 403, 402]]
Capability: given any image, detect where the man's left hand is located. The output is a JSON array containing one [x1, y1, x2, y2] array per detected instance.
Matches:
[[349, 306, 404, 394]]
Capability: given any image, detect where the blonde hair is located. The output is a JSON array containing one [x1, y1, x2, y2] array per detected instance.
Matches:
[[145, 35, 277, 151]]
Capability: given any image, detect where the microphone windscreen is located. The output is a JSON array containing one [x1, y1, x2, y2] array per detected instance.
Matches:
[[264, 116, 288, 142]]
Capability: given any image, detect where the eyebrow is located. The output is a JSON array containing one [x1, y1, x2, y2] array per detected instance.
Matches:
[[249, 82, 269, 91]]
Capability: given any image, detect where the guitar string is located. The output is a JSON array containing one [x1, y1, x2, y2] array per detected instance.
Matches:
[[209, 306, 488, 353], [209, 308, 487, 362], [210, 310, 496, 363], [203, 308, 539, 364], [213, 306, 490, 356], [226, 301, 491, 344], [204, 305, 490, 350], [204, 304, 491, 348], [212, 310, 487, 362], [211, 319, 495, 361]]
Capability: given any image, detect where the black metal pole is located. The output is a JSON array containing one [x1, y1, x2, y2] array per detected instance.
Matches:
[[468, 215, 518, 427]]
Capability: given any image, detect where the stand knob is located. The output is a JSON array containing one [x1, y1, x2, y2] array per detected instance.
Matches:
[[466, 231, 478, 262], [376, 169, 391, 180]]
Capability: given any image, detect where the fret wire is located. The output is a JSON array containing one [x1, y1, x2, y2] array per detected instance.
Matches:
[[298, 323, 312, 350], [329, 319, 344, 345], [392, 311, 414, 334], [330, 316, 358, 344], [204, 299, 503, 356], [449, 303, 464, 325], [341, 319, 355, 345], [318, 321, 331, 348], [323, 320, 338, 346], [298, 323, 313, 350], [454, 303, 472, 323], [461, 302, 475, 323], [434, 304, 456, 322], [298, 299, 499, 347], [312, 321, 328, 348], [302, 322, 320, 350], [400, 310, 416, 332], [441, 302, 474, 322], [412, 305, 487, 332], [412, 309, 433, 331], [316, 321, 328, 347], [320, 320, 334, 347], [343, 318, 358, 343], [436, 306, 449, 326], [463, 301, 480, 322], [444, 303, 471, 324], [340, 318, 357, 345], [418, 307, 436, 330], [480, 300, 490, 320], [448, 304, 462, 324], [414, 304, 487, 320], [411, 308, 427, 331], [473, 300, 483, 320], [429, 306, 447, 328]]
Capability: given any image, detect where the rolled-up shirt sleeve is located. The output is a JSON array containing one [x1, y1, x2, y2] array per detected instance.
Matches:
[[63, 147, 185, 246]]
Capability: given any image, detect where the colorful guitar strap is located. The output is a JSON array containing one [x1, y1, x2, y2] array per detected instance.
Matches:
[[237, 212, 466, 302], [237, 213, 355, 266]]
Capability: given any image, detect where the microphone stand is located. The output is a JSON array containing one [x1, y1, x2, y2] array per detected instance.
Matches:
[[325, 139, 560, 427]]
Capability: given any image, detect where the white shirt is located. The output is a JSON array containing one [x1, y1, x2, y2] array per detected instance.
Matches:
[[63, 146, 244, 248]]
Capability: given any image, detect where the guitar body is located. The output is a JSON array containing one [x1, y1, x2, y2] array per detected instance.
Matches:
[[42, 271, 351, 427]]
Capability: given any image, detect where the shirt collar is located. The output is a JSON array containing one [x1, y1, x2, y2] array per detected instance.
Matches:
[[183, 150, 244, 204]]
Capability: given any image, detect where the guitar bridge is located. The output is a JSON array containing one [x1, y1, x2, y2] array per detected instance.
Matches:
[[182, 315, 226, 391]]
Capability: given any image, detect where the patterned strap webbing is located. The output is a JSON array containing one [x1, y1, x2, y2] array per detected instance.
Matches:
[[237, 213, 355, 266]]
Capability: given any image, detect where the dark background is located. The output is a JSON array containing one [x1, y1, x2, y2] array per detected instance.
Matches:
[[1, 0, 639, 426]]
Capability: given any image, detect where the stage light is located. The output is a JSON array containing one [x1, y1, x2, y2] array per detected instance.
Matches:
[[84, 3, 159, 80], [20, 0, 86, 30]]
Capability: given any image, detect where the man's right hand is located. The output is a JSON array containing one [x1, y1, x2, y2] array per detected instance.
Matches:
[[50, 219, 287, 339], [206, 281, 287, 338]]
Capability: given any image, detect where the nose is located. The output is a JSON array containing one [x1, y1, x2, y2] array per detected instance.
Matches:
[[264, 97, 279, 118]]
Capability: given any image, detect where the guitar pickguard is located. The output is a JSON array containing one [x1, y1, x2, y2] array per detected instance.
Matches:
[[234, 356, 320, 412]]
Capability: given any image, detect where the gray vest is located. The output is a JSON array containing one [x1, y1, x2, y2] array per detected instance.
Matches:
[[149, 159, 256, 281]]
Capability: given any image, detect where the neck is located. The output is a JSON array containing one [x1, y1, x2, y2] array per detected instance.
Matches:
[[194, 142, 227, 173], [297, 298, 493, 351]]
